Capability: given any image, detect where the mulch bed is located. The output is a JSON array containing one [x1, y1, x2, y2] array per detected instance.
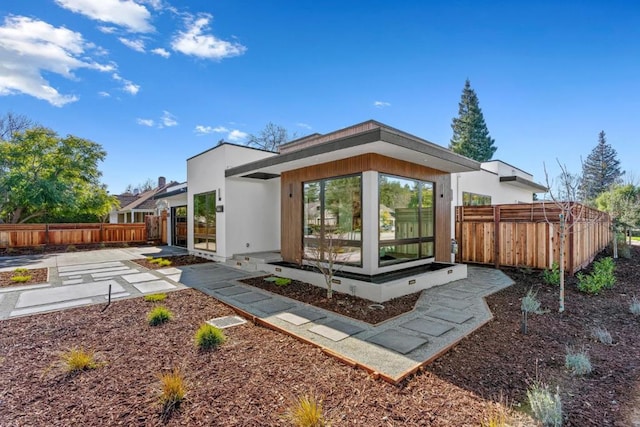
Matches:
[[131, 255, 211, 270], [0, 288, 508, 426], [0, 268, 48, 288], [1, 249, 640, 425], [241, 276, 420, 324]]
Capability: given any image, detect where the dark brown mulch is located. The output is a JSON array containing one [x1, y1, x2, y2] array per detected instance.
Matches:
[[0, 268, 48, 288], [428, 247, 640, 426], [0, 288, 504, 426], [240, 276, 420, 324], [131, 255, 211, 270]]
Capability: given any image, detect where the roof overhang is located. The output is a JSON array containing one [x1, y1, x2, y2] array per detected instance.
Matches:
[[225, 127, 480, 179], [500, 176, 548, 192]]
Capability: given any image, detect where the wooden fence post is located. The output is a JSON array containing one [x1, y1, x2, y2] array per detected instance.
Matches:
[[494, 205, 501, 269], [45, 223, 49, 245]]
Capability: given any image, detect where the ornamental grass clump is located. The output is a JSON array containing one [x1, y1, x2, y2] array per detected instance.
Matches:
[[147, 306, 173, 326], [591, 325, 613, 345], [630, 295, 640, 316], [526, 383, 562, 427], [565, 346, 592, 376], [284, 394, 326, 427], [60, 347, 100, 373], [144, 293, 168, 303], [158, 367, 186, 416], [521, 289, 547, 334], [194, 323, 226, 350]]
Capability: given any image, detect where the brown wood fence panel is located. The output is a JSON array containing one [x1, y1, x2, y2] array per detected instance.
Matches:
[[455, 203, 611, 274], [0, 223, 147, 248]]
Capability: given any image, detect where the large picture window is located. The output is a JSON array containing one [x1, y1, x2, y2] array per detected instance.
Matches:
[[379, 174, 434, 266], [303, 175, 362, 266], [193, 191, 216, 252]]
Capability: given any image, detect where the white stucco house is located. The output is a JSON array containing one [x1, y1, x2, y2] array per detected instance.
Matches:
[[156, 120, 547, 302]]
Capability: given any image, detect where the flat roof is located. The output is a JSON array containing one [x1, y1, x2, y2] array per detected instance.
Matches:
[[499, 176, 548, 192], [225, 122, 480, 178]]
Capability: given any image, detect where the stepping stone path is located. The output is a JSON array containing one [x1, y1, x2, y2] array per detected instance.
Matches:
[[0, 260, 184, 319]]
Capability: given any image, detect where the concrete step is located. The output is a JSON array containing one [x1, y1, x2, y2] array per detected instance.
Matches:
[[225, 259, 258, 272], [232, 252, 282, 265]]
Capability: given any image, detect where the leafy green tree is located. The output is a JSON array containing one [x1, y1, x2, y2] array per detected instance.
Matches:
[[0, 127, 116, 223], [580, 131, 623, 201], [449, 79, 497, 162], [596, 184, 640, 252]]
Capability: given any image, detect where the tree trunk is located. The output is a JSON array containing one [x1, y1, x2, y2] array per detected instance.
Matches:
[[559, 214, 566, 313]]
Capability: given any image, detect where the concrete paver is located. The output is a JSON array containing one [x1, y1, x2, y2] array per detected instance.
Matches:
[[132, 280, 176, 293], [122, 272, 158, 283], [231, 291, 271, 304], [400, 318, 454, 337], [15, 280, 125, 308], [367, 329, 428, 355], [424, 307, 474, 324]]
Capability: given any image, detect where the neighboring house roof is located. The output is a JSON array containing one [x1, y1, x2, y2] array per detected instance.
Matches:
[[225, 120, 480, 179], [115, 180, 179, 213]]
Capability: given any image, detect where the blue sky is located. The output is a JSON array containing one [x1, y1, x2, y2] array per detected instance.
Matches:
[[1, 0, 638, 193]]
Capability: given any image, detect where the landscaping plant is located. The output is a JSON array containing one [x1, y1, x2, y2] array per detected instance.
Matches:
[[526, 383, 562, 427], [576, 257, 615, 294], [147, 306, 173, 326], [158, 367, 186, 416], [284, 394, 326, 427], [520, 289, 546, 334], [60, 347, 100, 373], [144, 293, 168, 303], [194, 323, 226, 350], [565, 346, 592, 376], [591, 326, 613, 345], [542, 262, 561, 286], [630, 295, 640, 316]]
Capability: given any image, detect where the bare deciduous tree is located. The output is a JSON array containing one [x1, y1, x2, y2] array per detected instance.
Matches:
[[543, 160, 608, 312], [0, 112, 34, 141], [246, 122, 295, 151]]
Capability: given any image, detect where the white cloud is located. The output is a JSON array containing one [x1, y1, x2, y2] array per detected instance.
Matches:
[[296, 122, 312, 130], [55, 0, 154, 33], [112, 72, 139, 95], [98, 90, 110, 97], [171, 14, 246, 60], [98, 25, 117, 34], [160, 110, 177, 127], [194, 125, 215, 135], [194, 124, 245, 141], [373, 101, 391, 108], [137, 118, 154, 126], [119, 37, 145, 52], [0, 15, 113, 106], [228, 129, 248, 142], [151, 47, 170, 58]]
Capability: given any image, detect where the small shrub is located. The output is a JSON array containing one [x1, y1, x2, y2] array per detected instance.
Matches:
[[60, 347, 100, 373], [158, 367, 186, 414], [591, 326, 613, 345], [147, 306, 173, 326], [284, 394, 326, 427], [275, 277, 291, 287], [157, 259, 172, 267], [10, 275, 32, 283], [144, 293, 167, 302], [14, 267, 28, 274], [577, 257, 615, 294], [527, 383, 562, 427], [565, 346, 592, 376], [542, 262, 561, 286], [194, 323, 226, 350], [630, 295, 640, 316], [65, 244, 77, 252]]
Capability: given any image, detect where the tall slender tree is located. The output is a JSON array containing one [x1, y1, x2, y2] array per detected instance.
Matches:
[[449, 79, 497, 162], [580, 131, 623, 201]]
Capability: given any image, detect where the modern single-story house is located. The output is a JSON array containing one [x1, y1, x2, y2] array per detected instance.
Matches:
[[156, 120, 547, 301]]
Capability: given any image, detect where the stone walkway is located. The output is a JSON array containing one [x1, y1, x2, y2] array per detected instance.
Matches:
[[0, 247, 514, 383]]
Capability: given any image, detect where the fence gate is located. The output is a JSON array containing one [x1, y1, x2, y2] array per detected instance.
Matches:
[[145, 213, 167, 243]]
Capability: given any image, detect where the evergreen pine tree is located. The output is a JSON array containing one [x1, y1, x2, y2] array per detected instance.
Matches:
[[580, 131, 623, 201], [449, 79, 497, 162]]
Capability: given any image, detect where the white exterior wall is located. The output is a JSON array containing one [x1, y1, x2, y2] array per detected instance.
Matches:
[[225, 177, 280, 255], [187, 144, 277, 260]]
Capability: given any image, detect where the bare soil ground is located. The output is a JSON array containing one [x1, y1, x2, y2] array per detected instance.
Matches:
[[1, 248, 639, 425]]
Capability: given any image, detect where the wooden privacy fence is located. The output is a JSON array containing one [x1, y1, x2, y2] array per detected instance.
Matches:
[[0, 223, 148, 248], [455, 203, 612, 274]]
